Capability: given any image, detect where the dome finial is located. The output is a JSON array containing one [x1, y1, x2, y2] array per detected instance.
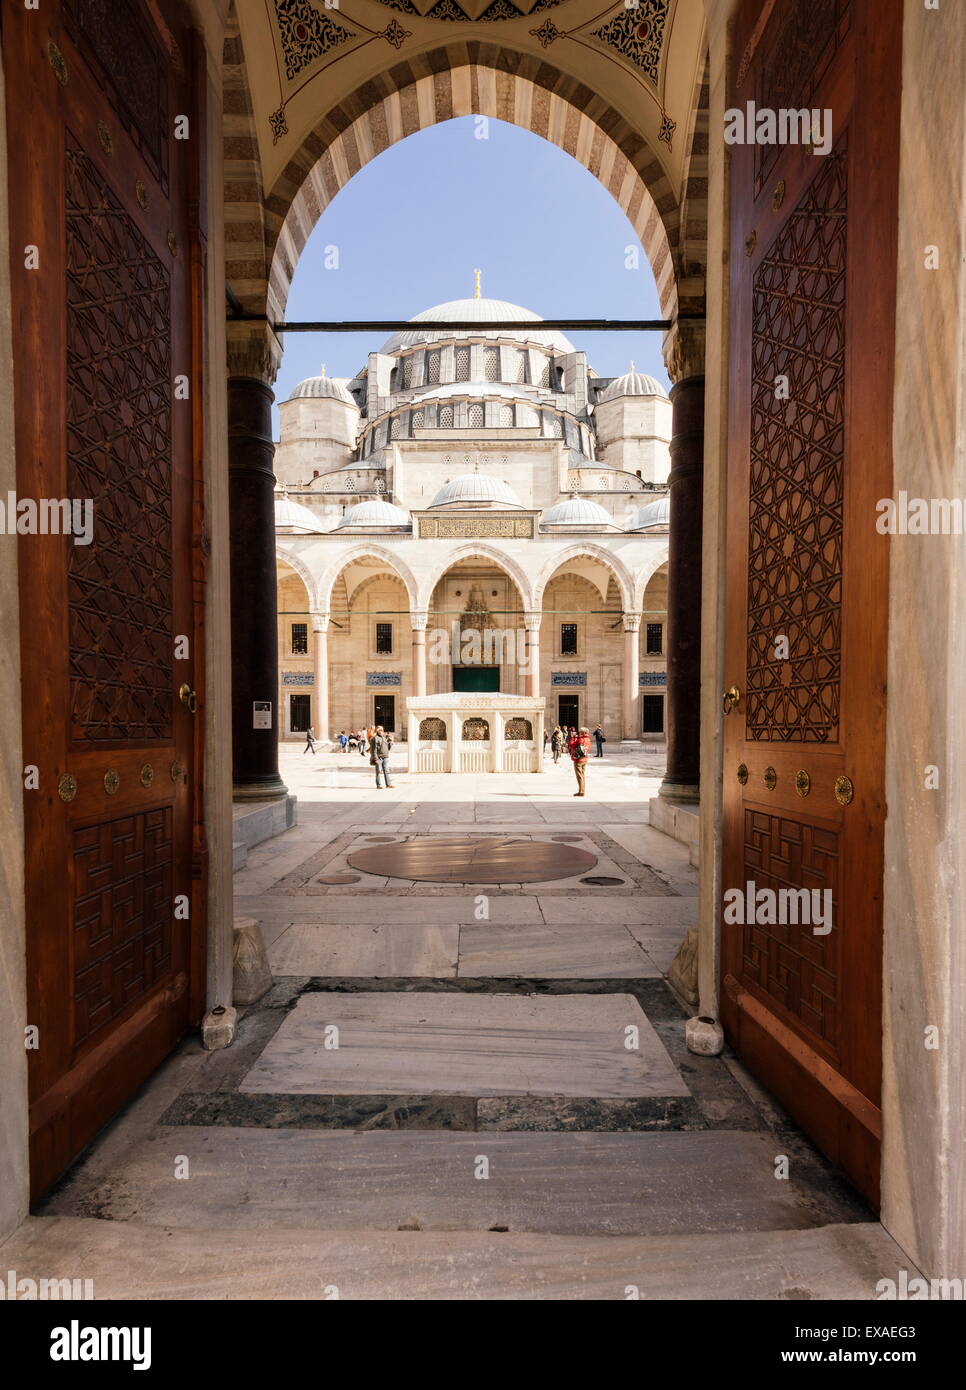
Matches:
[[320, 363, 326, 377], [473, 268, 482, 300], [629, 359, 636, 373]]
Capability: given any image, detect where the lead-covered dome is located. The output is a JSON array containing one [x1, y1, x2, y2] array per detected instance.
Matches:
[[429, 473, 524, 509], [626, 496, 670, 531], [335, 499, 411, 531], [598, 370, 668, 403], [288, 373, 356, 404], [274, 492, 325, 533], [541, 496, 615, 529], [382, 297, 574, 354]]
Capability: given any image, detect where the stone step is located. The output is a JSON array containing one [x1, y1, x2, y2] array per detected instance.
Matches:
[[41, 1129, 849, 1237], [3, 1215, 910, 1300]]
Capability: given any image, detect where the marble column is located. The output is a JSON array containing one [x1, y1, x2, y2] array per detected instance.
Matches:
[[228, 324, 287, 801], [411, 611, 428, 698], [312, 616, 329, 743], [660, 325, 705, 802], [524, 611, 542, 698], [622, 614, 642, 741]]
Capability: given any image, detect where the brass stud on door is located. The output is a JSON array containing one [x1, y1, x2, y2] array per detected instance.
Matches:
[[140, 763, 155, 788], [794, 769, 810, 798], [47, 42, 69, 85], [772, 179, 785, 211], [737, 763, 748, 785], [135, 180, 149, 210], [97, 120, 114, 156], [167, 231, 179, 256], [834, 775, 854, 806], [745, 230, 757, 257], [170, 760, 186, 784], [104, 768, 120, 795], [58, 773, 77, 803], [763, 766, 777, 791]]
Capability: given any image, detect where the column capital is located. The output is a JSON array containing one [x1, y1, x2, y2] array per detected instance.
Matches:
[[227, 319, 283, 384], [311, 613, 330, 634], [662, 320, 706, 386], [622, 612, 642, 632], [410, 610, 430, 632], [523, 610, 543, 632]]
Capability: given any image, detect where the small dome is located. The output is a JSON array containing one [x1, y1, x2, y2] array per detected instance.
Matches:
[[626, 496, 670, 531], [335, 498, 411, 531], [429, 473, 524, 509], [598, 369, 668, 403], [542, 496, 614, 528], [274, 493, 325, 533], [288, 373, 356, 405]]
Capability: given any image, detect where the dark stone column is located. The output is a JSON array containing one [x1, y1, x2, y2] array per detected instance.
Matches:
[[228, 373, 288, 801], [660, 370, 705, 801]]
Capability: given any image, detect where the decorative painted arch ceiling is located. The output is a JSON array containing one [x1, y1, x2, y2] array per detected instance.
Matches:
[[227, 0, 709, 321]]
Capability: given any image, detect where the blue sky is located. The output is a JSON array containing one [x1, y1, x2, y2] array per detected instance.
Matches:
[[273, 115, 668, 423]]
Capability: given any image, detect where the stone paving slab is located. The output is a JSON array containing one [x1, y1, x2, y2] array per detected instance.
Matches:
[[457, 923, 657, 978], [237, 896, 545, 925], [239, 991, 690, 1099], [47, 1130, 831, 1236], [539, 897, 695, 927], [2, 1216, 913, 1300], [268, 923, 460, 977]]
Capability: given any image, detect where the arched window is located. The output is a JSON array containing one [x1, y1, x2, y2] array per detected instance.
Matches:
[[403, 356, 416, 388], [389, 416, 401, 439], [412, 408, 425, 430], [455, 346, 471, 381], [427, 351, 441, 384], [389, 365, 400, 391], [439, 404, 454, 428], [499, 403, 514, 427], [468, 403, 484, 429], [516, 350, 531, 384], [539, 358, 551, 387], [550, 414, 564, 438], [484, 347, 500, 381]]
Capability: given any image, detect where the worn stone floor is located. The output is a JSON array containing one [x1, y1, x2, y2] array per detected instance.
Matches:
[[6, 746, 914, 1299]]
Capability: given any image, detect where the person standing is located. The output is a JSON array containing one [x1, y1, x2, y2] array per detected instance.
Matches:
[[370, 724, 394, 789], [594, 724, 606, 757], [550, 725, 563, 764], [303, 726, 316, 755], [357, 727, 368, 755], [570, 725, 591, 797]]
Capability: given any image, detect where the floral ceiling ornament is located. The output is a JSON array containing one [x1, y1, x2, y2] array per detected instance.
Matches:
[[270, 105, 289, 144], [381, 17, 412, 46], [530, 18, 560, 47], [659, 110, 675, 149], [590, 0, 671, 86], [274, 0, 353, 83]]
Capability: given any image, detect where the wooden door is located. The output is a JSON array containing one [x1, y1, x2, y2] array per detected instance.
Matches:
[[5, 0, 205, 1197], [721, 0, 901, 1206]]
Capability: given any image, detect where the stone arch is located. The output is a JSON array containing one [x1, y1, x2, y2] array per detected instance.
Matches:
[[318, 544, 419, 613], [534, 544, 635, 613], [632, 547, 671, 613], [276, 548, 319, 615], [418, 544, 535, 612], [225, 47, 704, 324]]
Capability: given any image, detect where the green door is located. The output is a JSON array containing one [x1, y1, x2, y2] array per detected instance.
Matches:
[[453, 666, 500, 693]]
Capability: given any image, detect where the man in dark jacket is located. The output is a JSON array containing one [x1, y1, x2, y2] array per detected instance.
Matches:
[[370, 725, 394, 789], [594, 724, 606, 757]]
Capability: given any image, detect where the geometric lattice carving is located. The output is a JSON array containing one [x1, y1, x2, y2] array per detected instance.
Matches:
[[505, 717, 532, 739], [741, 810, 839, 1052], [462, 717, 489, 740], [419, 717, 447, 740], [591, 1, 671, 85], [274, 0, 352, 83], [72, 808, 174, 1046], [756, 0, 849, 187], [65, 138, 174, 741], [745, 141, 847, 742]]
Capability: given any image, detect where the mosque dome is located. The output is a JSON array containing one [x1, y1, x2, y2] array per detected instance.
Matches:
[[598, 369, 669, 403], [335, 499, 411, 531], [626, 496, 671, 531], [541, 496, 615, 529], [429, 473, 524, 509], [274, 492, 325, 533], [288, 372, 356, 404], [382, 295, 574, 354]]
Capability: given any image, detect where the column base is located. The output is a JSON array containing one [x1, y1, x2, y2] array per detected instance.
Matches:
[[619, 738, 643, 750], [232, 775, 289, 803], [659, 779, 700, 802]]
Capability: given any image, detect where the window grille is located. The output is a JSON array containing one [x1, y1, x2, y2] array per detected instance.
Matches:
[[403, 356, 415, 388], [375, 622, 393, 655], [551, 415, 564, 438], [560, 623, 578, 655], [646, 623, 663, 655], [412, 408, 425, 430], [517, 350, 530, 384], [427, 352, 441, 384], [499, 403, 514, 427], [439, 404, 454, 428], [504, 718, 532, 740], [291, 622, 308, 655], [484, 347, 500, 381], [539, 358, 551, 387], [390, 417, 401, 439], [468, 403, 484, 429], [455, 347, 470, 381]]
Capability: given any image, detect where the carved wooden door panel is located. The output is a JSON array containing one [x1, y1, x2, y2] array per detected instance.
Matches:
[[722, 0, 901, 1206], [5, 0, 205, 1196]]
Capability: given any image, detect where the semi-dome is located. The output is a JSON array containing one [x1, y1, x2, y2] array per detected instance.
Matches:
[[335, 498, 411, 531], [541, 496, 615, 529], [598, 369, 669, 403], [429, 473, 524, 509], [274, 493, 325, 533], [382, 296, 574, 354], [626, 496, 671, 531], [288, 373, 356, 404]]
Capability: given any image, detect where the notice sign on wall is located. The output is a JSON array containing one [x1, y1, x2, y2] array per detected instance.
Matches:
[[253, 701, 272, 729]]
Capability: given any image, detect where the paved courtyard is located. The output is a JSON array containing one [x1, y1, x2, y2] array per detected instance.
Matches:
[[9, 745, 913, 1299]]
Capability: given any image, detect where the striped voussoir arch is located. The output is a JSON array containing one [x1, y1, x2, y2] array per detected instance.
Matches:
[[223, 40, 708, 328]]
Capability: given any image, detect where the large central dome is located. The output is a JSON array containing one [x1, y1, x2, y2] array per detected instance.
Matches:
[[381, 296, 574, 354]]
